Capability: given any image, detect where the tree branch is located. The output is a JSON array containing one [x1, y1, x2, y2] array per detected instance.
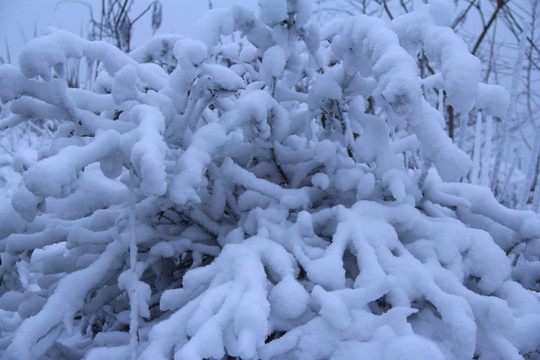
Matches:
[[472, 0, 506, 55]]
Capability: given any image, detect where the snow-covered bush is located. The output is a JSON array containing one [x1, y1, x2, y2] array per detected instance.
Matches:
[[0, 1, 539, 359]]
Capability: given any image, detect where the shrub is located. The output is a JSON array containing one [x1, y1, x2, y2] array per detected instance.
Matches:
[[0, 1, 539, 359]]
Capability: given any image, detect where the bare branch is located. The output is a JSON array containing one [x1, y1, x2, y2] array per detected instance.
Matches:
[[472, 0, 507, 55], [451, 0, 476, 29], [382, 0, 393, 19]]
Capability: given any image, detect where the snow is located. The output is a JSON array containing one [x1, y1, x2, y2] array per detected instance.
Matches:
[[262, 46, 287, 81], [412, 102, 472, 181], [129, 105, 168, 197], [312, 285, 351, 329], [308, 71, 343, 111], [171, 122, 226, 205], [10, 184, 43, 222], [68, 88, 116, 113], [130, 34, 182, 73], [476, 83, 510, 117], [392, 2, 481, 114], [6, 240, 126, 360], [269, 275, 309, 320], [23, 129, 119, 197], [175, 39, 207, 68], [86, 345, 129, 360], [258, 0, 288, 27], [311, 172, 330, 190], [222, 157, 310, 209], [0, 65, 26, 103], [204, 64, 245, 91], [0, 1, 539, 360], [112, 65, 139, 104], [19, 29, 135, 80]]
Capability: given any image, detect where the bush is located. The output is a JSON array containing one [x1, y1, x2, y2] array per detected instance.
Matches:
[[0, 1, 539, 359]]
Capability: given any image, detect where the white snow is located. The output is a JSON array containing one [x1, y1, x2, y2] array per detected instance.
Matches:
[[0, 1, 538, 360]]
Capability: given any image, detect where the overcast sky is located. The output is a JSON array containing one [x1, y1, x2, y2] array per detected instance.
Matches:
[[0, 0, 258, 64]]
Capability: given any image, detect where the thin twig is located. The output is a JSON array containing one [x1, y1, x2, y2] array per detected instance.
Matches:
[[114, 0, 130, 31], [472, 0, 507, 55], [132, 1, 159, 25], [452, 0, 476, 29], [382, 0, 393, 20]]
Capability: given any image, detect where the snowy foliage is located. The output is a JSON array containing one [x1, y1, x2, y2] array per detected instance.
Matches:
[[0, 1, 539, 359]]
